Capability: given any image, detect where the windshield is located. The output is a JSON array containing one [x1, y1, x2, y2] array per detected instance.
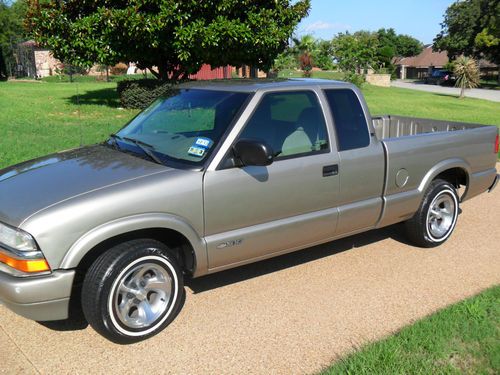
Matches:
[[114, 89, 250, 167]]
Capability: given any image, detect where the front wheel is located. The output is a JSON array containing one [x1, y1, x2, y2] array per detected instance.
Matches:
[[405, 179, 459, 248], [81, 239, 184, 344]]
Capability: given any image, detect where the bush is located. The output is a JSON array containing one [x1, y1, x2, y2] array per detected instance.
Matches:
[[117, 79, 176, 109], [343, 72, 366, 87], [110, 63, 129, 75], [273, 53, 298, 71]]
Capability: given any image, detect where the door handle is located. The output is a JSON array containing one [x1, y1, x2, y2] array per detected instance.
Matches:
[[323, 164, 338, 177]]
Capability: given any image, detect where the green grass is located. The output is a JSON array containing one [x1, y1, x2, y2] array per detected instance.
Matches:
[[321, 286, 500, 375], [0, 78, 499, 170], [0, 81, 138, 168], [362, 84, 500, 127], [277, 69, 345, 80], [40, 73, 156, 83], [480, 79, 500, 90]]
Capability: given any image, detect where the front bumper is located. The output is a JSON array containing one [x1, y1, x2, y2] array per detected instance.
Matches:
[[0, 270, 75, 321]]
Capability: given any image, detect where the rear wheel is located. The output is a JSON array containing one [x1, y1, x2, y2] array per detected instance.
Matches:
[[81, 239, 184, 344], [405, 179, 459, 247]]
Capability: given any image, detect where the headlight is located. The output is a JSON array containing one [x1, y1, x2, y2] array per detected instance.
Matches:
[[0, 223, 37, 251], [0, 222, 50, 275]]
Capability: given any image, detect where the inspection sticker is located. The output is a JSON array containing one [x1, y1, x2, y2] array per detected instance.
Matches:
[[194, 137, 213, 149], [188, 146, 206, 157]]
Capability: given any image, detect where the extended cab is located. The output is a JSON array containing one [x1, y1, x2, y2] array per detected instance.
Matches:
[[0, 79, 498, 343]]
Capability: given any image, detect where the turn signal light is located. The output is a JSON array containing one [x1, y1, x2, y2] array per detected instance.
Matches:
[[0, 252, 50, 273]]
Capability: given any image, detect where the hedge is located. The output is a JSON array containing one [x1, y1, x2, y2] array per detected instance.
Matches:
[[117, 79, 175, 109]]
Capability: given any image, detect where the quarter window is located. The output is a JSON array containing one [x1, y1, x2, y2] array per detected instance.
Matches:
[[324, 89, 370, 151], [238, 91, 329, 158]]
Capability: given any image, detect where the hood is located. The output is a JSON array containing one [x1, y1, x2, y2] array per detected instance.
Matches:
[[0, 145, 169, 227]]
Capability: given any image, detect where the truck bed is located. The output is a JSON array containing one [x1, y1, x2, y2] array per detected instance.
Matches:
[[372, 115, 488, 140], [370, 114, 498, 229]]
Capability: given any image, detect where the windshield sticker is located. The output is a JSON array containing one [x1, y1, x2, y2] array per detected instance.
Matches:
[[188, 146, 206, 157], [194, 137, 213, 149]]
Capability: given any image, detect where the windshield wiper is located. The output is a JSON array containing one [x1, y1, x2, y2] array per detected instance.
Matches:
[[107, 133, 123, 150], [122, 136, 165, 166]]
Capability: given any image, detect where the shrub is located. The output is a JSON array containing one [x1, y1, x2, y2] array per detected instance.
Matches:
[[110, 63, 129, 76], [453, 57, 480, 98], [344, 72, 365, 87], [117, 79, 176, 109], [273, 53, 298, 71]]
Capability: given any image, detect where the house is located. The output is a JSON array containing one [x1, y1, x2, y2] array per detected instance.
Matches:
[[394, 45, 448, 80], [13, 40, 235, 80], [394, 45, 499, 81]]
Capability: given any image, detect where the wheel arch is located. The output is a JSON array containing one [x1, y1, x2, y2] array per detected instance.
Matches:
[[418, 159, 471, 201], [60, 213, 207, 277]]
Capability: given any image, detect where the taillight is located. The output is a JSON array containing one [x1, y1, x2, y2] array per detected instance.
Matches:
[[495, 133, 499, 154]]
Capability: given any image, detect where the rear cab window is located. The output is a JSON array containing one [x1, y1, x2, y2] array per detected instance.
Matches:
[[323, 89, 370, 151]]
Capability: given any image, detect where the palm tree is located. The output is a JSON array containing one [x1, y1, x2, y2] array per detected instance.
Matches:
[[453, 57, 480, 99], [291, 35, 317, 55]]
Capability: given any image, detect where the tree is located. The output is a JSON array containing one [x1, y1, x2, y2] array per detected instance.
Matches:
[[0, 0, 28, 79], [27, 0, 310, 81], [291, 34, 317, 55], [434, 0, 499, 65], [375, 28, 423, 70], [312, 40, 335, 70], [331, 31, 379, 73], [454, 56, 480, 98]]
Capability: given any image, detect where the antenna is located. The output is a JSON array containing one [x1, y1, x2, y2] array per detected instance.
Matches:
[[76, 82, 83, 147]]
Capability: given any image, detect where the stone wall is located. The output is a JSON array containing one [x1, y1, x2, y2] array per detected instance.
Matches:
[[34, 49, 62, 77], [365, 73, 391, 87]]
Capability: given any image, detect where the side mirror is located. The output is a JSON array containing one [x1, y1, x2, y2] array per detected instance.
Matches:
[[233, 138, 274, 167]]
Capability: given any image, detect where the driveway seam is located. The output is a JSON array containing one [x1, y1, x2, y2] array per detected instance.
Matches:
[[0, 322, 41, 375]]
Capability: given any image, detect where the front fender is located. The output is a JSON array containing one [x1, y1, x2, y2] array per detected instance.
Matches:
[[60, 213, 208, 277]]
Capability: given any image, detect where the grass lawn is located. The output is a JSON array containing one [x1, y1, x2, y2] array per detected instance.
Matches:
[[322, 286, 500, 374], [277, 69, 345, 80], [0, 79, 499, 169], [0, 81, 138, 168]]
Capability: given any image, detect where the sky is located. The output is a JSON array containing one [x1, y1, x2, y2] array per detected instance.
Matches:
[[296, 0, 456, 44]]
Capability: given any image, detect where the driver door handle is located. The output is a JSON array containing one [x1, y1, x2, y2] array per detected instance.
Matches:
[[323, 164, 338, 177]]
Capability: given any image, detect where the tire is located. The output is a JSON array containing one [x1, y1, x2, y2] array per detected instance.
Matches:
[[405, 179, 459, 248], [81, 239, 184, 344]]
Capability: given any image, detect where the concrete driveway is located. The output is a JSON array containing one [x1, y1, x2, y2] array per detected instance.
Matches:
[[392, 80, 500, 102], [1, 179, 499, 375]]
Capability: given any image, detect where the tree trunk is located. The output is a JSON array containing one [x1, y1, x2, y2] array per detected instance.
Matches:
[[459, 86, 465, 99], [106, 66, 109, 82]]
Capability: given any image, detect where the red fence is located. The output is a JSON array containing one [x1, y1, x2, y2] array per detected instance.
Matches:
[[189, 64, 232, 80]]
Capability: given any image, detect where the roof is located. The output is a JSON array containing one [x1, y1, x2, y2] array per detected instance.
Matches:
[[396, 46, 449, 68], [180, 78, 352, 92]]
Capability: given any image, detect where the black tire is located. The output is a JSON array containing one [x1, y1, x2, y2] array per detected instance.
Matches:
[[81, 239, 184, 344], [405, 179, 459, 248]]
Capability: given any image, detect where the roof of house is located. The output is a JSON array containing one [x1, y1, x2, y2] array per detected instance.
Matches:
[[396, 45, 449, 68]]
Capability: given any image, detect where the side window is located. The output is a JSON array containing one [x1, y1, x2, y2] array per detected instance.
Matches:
[[238, 91, 329, 158], [324, 89, 370, 151]]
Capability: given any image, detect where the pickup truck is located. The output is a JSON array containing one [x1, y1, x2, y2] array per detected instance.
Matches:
[[0, 79, 498, 344]]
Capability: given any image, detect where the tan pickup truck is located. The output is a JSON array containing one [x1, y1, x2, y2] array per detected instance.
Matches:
[[0, 79, 498, 343]]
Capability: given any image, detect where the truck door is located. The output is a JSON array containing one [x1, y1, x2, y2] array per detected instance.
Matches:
[[203, 90, 340, 271], [322, 88, 385, 235]]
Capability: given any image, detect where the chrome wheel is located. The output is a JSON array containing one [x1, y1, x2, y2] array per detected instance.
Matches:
[[426, 191, 457, 240], [112, 262, 173, 330]]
